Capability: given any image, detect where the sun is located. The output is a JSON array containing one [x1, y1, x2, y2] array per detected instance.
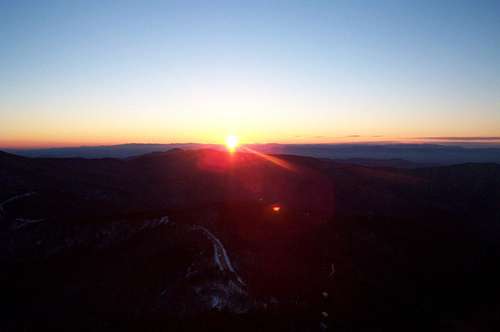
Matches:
[[225, 135, 239, 152]]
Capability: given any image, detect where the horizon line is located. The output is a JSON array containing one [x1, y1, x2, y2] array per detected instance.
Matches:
[[3, 137, 500, 150]]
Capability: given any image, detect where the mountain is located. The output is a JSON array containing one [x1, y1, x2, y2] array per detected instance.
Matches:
[[6, 143, 500, 165], [4, 143, 207, 158], [249, 143, 500, 165], [1, 149, 500, 331], [331, 158, 438, 168]]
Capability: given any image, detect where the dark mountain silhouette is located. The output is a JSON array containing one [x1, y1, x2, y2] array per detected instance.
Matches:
[[332, 158, 438, 168], [4, 143, 206, 159], [1, 149, 500, 331], [6, 143, 500, 165]]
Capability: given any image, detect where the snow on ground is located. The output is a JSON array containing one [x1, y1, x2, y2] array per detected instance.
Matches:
[[12, 218, 45, 230], [0, 192, 36, 217], [191, 225, 246, 287]]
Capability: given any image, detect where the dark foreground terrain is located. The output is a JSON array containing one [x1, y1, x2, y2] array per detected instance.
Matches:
[[1, 149, 500, 331]]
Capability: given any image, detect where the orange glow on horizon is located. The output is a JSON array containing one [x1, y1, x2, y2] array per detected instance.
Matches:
[[2, 134, 500, 150], [272, 205, 281, 213]]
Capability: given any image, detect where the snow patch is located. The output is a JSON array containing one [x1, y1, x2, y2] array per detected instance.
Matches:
[[191, 225, 246, 287]]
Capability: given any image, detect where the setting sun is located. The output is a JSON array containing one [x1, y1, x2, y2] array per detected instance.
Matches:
[[225, 135, 239, 152]]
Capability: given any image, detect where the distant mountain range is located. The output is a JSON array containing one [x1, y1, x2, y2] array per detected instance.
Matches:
[[5, 143, 500, 166]]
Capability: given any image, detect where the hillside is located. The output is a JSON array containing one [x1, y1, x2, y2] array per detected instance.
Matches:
[[1, 149, 500, 331]]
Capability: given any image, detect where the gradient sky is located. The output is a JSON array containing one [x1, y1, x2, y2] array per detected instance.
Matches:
[[1, 0, 499, 148]]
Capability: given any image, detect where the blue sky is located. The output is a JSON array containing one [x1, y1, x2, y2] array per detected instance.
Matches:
[[1, 0, 499, 147]]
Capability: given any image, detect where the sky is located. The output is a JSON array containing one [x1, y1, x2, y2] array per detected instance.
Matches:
[[1, 0, 499, 148]]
